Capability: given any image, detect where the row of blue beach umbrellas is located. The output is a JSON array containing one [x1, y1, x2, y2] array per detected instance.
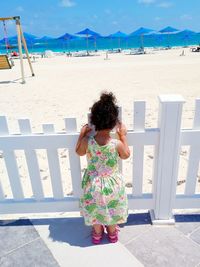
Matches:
[[57, 27, 198, 51], [0, 26, 199, 51]]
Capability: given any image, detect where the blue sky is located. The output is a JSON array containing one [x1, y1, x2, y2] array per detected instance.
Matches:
[[0, 0, 200, 37]]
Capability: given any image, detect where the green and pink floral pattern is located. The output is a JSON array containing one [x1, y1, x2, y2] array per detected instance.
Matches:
[[80, 136, 128, 226]]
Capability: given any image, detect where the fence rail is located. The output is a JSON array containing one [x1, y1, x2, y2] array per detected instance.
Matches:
[[0, 94, 200, 224]]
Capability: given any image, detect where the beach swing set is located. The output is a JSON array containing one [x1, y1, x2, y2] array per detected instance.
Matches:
[[0, 16, 35, 84], [0, 54, 12, 69]]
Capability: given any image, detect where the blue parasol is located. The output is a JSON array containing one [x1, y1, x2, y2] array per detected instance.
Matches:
[[57, 33, 77, 52], [35, 36, 53, 41], [159, 26, 179, 48], [109, 31, 127, 38], [0, 32, 37, 51], [57, 33, 77, 40], [108, 31, 127, 49], [34, 36, 53, 50], [88, 33, 102, 50], [177, 29, 196, 47], [130, 27, 154, 36], [76, 28, 100, 36], [144, 31, 165, 47], [159, 26, 179, 33], [129, 27, 154, 50], [76, 28, 100, 52], [1, 32, 37, 43]]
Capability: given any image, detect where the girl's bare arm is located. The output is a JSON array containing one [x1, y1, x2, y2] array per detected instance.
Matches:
[[75, 124, 92, 156], [116, 122, 130, 159]]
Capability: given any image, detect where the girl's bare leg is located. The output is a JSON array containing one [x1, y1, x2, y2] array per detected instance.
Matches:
[[106, 224, 116, 234], [93, 224, 103, 234]]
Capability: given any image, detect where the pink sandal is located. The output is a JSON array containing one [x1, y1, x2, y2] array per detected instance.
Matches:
[[106, 225, 119, 243], [92, 226, 104, 244]]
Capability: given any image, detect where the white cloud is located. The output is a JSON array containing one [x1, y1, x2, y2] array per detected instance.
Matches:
[[158, 1, 173, 8], [138, 0, 156, 4], [60, 0, 76, 7], [180, 14, 192, 20]]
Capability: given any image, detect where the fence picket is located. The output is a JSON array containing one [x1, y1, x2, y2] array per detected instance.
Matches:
[[3, 150, 24, 200], [0, 116, 6, 200], [0, 180, 5, 200], [185, 99, 200, 195], [42, 124, 64, 199], [0, 116, 9, 135], [65, 118, 82, 197], [18, 119, 44, 200], [1, 96, 200, 223], [118, 107, 123, 172], [0, 116, 24, 200], [132, 101, 146, 196], [151, 95, 185, 223]]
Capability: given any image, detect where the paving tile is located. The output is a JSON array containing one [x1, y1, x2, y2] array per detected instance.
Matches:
[[0, 238, 59, 267], [175, 214, 200, 236], [0, 219, 39, 257], [44, 216, 126, 247], [32, 213, 151, 248], [119, 213, 152, 245], [36, 217, 95, 247], [125, 226, 200, 267], [125, 212, 152, 226], [32, 218, 144, 267], [190, 227, 200, 245]]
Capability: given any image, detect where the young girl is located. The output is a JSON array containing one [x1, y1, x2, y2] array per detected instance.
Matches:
[[76, 92, 130, 244]]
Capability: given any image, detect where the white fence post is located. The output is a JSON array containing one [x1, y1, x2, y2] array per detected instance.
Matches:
[[132, 100, 146, 196], [150, 95, 185, 224]]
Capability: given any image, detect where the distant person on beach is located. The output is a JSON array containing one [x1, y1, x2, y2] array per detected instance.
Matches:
[[76, 92, 130, 244], [11, 51, 19, 57]]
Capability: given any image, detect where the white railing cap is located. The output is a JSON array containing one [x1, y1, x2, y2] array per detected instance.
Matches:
[[158, 94, 185, 103]]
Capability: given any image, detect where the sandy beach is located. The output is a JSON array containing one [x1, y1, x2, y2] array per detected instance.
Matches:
[[0, 47, 200, 200]]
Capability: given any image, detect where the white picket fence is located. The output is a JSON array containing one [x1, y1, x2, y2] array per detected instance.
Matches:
[[0, 95, 200, 224]]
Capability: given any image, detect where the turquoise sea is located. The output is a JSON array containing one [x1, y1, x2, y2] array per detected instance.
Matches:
[[0, 33, 200, 54]]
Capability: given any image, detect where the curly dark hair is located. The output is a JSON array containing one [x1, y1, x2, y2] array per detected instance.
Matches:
[[90, 92, 119, 131]]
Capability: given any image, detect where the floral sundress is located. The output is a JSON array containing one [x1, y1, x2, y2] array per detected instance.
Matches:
[[80, 136, 128, 226]]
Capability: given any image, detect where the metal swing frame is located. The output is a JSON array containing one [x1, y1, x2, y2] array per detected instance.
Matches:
[[0, 16, 35, 84]]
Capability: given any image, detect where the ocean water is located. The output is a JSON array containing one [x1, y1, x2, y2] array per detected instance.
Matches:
[[0, 34, 200, 54]]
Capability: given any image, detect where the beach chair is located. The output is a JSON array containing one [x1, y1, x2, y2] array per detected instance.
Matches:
[[191, 46, 200, 52], [126, 48, 145, 55], [0, 55, 12, 70]]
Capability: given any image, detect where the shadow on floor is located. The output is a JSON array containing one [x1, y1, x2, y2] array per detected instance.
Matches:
[[1, 213, 200, 248], [0, 213, 151, 248], [174, 214, 200, 222], [0, 75, 34, 84], [0, 80, 19, 84]]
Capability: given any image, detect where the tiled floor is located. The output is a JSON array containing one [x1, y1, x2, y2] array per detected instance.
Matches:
[[120, 213, 200, 267], [1, 213, 200, 267], [0, 219, 59, 267]]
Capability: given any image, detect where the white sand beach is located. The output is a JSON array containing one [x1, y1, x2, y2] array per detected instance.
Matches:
[[0, 47, 200, 200]]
